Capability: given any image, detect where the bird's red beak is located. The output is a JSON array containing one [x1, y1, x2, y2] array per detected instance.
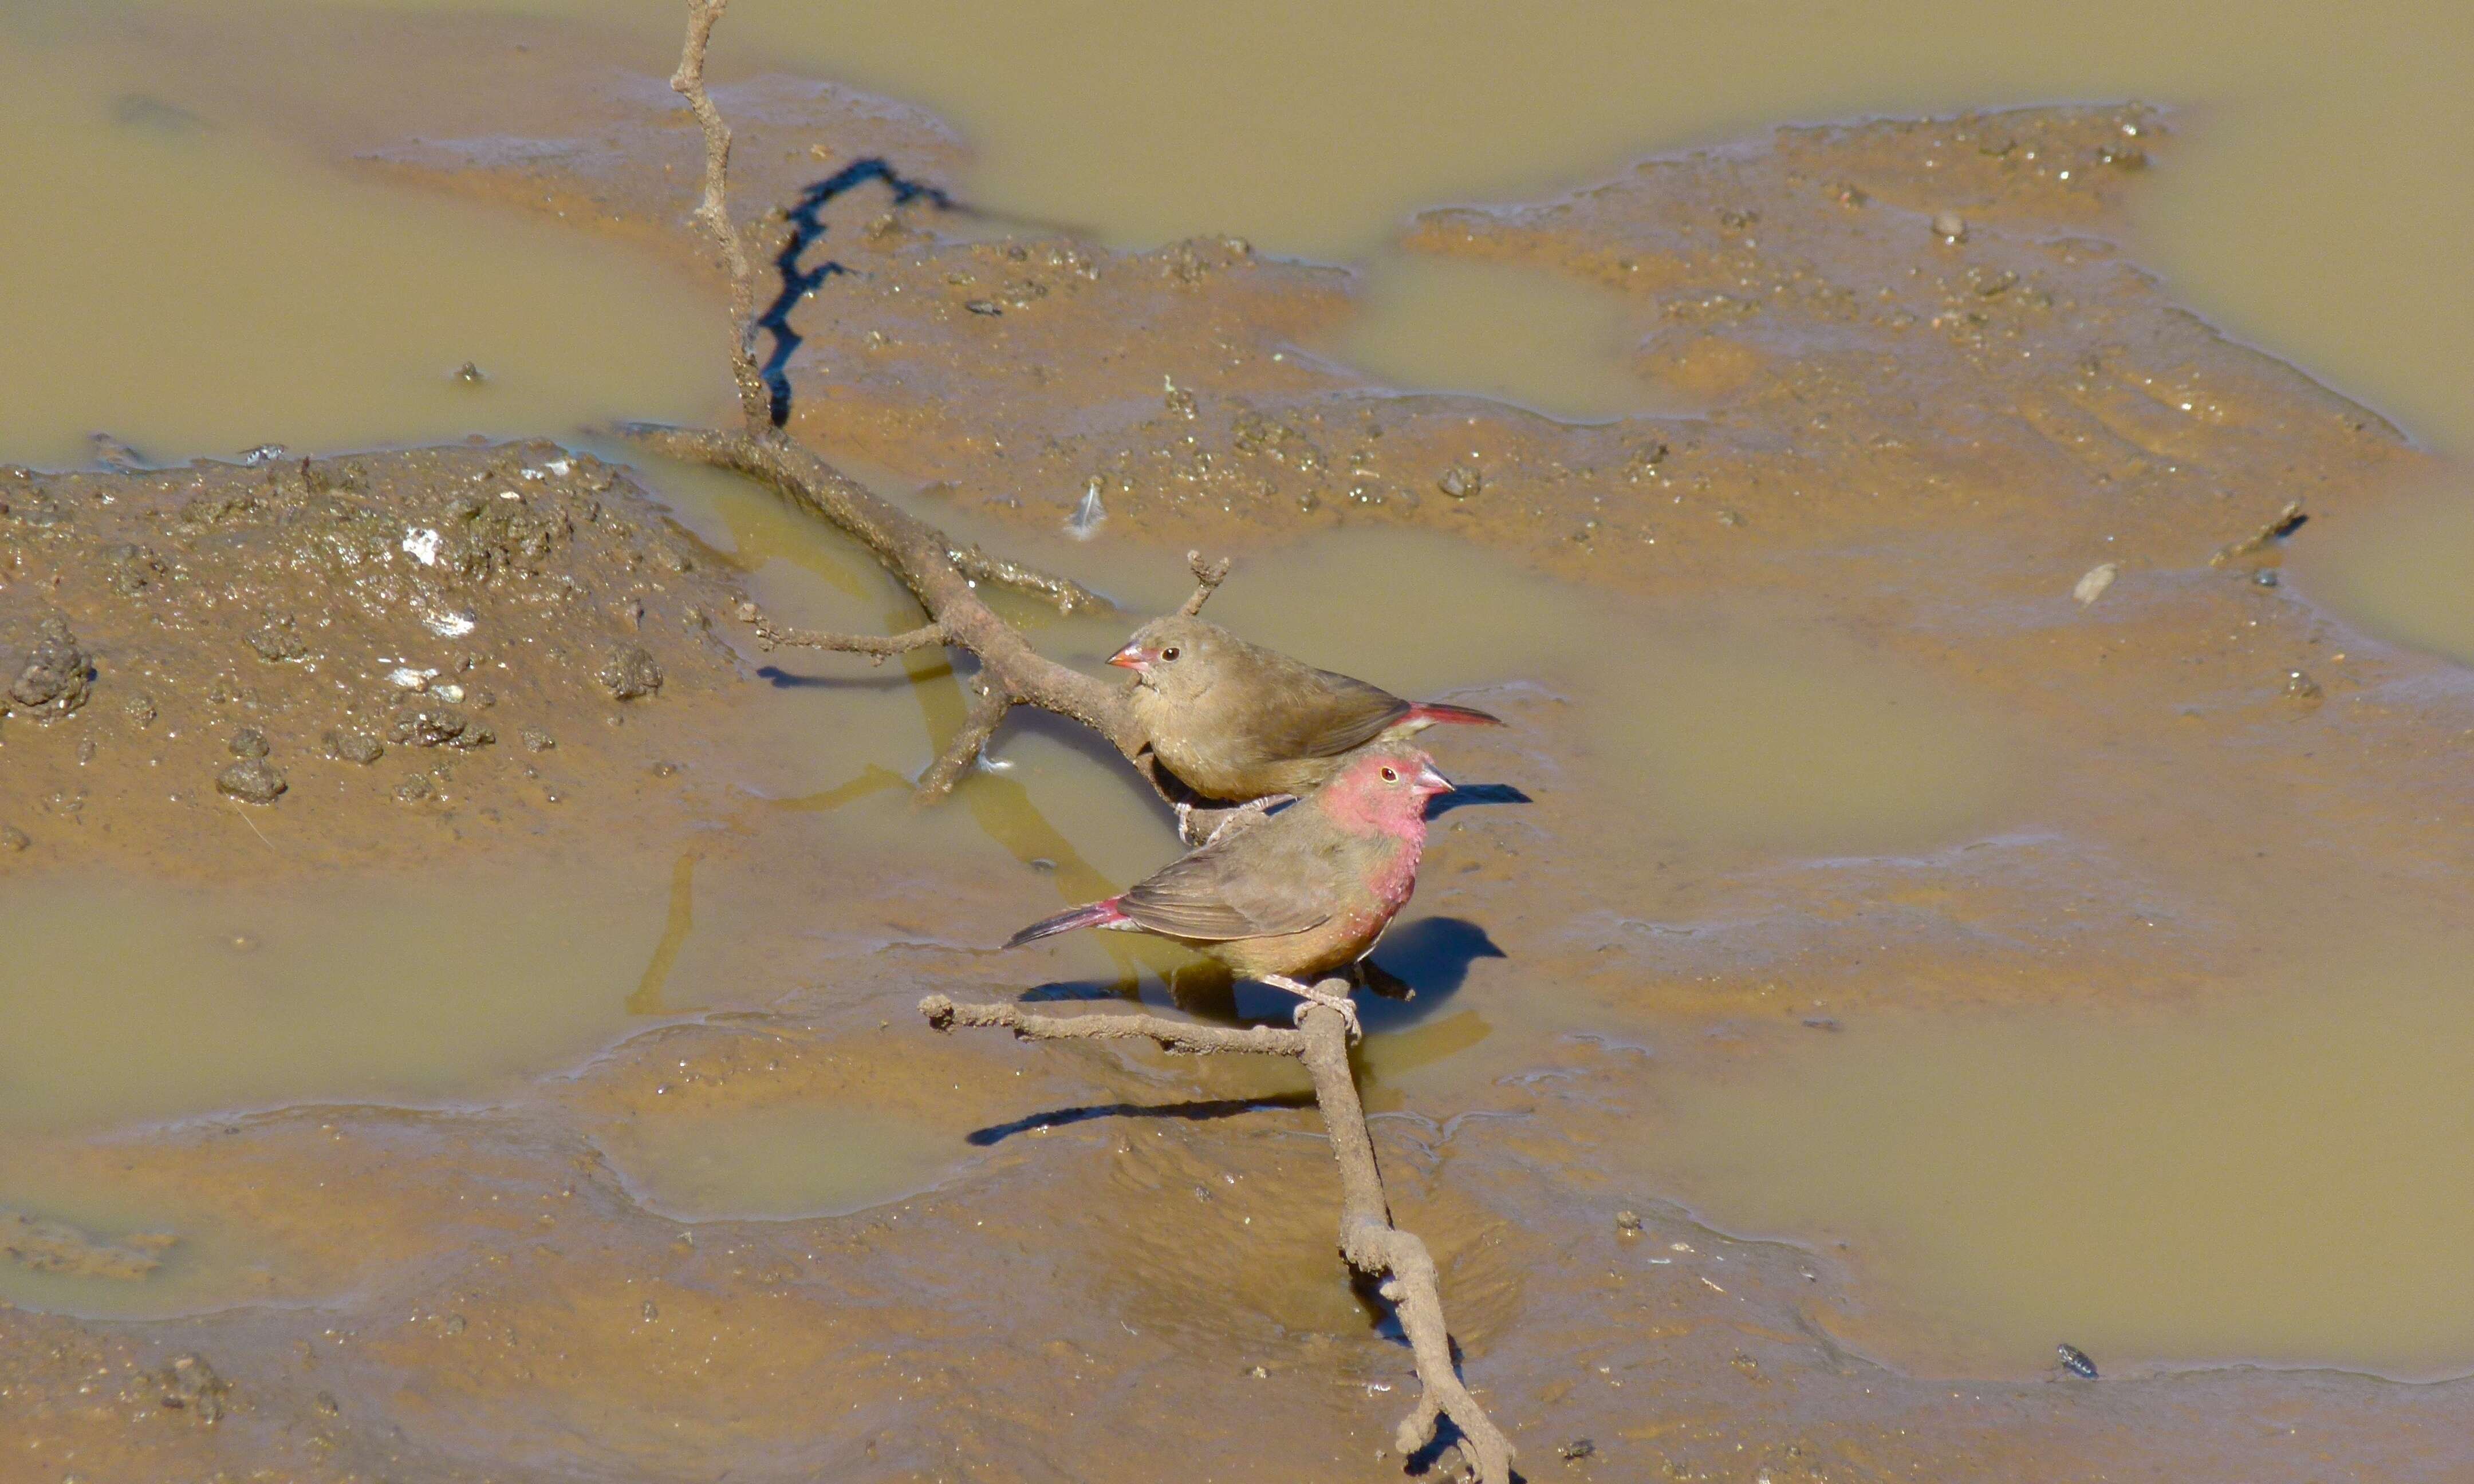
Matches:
[[1413, 762, 1454, 795], [1108, 643, 1152, 675]]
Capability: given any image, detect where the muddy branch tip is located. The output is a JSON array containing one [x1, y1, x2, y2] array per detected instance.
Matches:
[[922, 992, 1515, 1482]]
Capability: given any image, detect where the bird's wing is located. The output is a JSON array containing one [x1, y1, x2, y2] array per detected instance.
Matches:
[[1117, 819, 1336, 942], [1254, 666, 1413, 760]]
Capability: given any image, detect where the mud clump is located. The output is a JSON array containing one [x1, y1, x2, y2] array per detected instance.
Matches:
[[157, 1353, 229, 1423], [389, 703, 491, 749], [0, 1209, 175, 1280], [597, 644, 663, 700], [215, 757, 287, 804], [7, 617, 93, 719], [324, 728, 384, 764]]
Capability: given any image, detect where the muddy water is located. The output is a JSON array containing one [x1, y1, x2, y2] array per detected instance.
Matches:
[[8, 5, 2474, 1477], [1323, 256, 1686, 425], [6, 1, 2458, 461], [0, 26, 731, 468], [277, 0, 2474, 453], [597, 1103, 967, 1221], [0, 871, 672, 1132], [1641, 929, 2474, 1381], [2292, 460, 2474, 669]]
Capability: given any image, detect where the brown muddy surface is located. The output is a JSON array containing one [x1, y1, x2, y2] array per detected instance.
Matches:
[[5, 10, 2474, 1484]]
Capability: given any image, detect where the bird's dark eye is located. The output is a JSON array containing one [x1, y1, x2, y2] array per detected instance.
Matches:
[[1380, 765, 1399, 783], [1161, 646, 1180, 661]]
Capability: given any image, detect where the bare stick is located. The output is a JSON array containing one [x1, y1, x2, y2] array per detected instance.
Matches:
[[950, 543, 1108, 614], [670, 0, 769, 429], [1179, 549, 1233, 616], [916, 684, 1013, 797], [922, 990, 1516, 1483], [919, 994, 1305, 1056], [744, 613, 950, 662]]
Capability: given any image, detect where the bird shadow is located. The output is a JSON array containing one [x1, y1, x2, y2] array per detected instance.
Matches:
[[1009, 917, 1506, 1033], [1427, 781, 1530, 819]]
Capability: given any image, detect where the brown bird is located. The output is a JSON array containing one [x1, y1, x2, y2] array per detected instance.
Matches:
[[1109, 615, 1499, 808], [1004, 744, 1453, 1037]]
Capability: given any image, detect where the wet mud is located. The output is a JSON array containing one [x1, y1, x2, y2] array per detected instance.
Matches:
[[6, 10, 2474, 1484], [0, 443, 747, 874]]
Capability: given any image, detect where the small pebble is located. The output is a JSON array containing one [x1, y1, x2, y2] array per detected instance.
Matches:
[[2284, 669, 2323, 701], [454, 361, 487, 384], [2057, 1341, 2099, 1379], [1436, 465, 1482, 500], [597, 645, 664, 701], [215, 759, 286, 804], [1932, 211, 1967, 243], [2253, 569, 2280, 587], [1, 824, 29, 851], [227, 728, 270, 759], [393, 775, 433, 803], [2073, 562, 2119, 606], [518, 724, 557, 752], [325, 729, 384, 765], [1614, 1210, 1644, 1237], [1558, 1437, 1597, 1462]]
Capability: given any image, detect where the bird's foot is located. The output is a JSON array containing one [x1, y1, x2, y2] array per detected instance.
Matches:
[[1270, 976, 1361, 1042], [1174, 800, 1195, 841], [1204, 793, 1291, 845]]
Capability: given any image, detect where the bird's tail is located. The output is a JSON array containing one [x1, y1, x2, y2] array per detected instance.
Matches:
[[1403, 701, 1502, 728], [1004, 898, 1126, 949]]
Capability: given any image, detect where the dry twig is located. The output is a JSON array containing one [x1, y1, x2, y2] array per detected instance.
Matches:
[[637, 2, 1223, 807], [1179, 549, 1234, 616], [922, 992, 1516, 1482], [649, 6, 1515, 1474]]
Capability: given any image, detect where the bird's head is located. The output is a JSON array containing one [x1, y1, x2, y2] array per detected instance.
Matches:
[[1321, 744, 1453, 835], [1108, 614, 1220, 698]]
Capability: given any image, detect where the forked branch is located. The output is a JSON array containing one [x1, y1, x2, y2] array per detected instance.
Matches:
[[1179, 549, 1233, 616], [922, 993, 1516, 1483], [651, 7, 1514, 1475]]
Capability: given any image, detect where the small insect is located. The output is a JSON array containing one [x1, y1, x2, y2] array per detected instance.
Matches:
[[2057, 1342, 2099, 1379]]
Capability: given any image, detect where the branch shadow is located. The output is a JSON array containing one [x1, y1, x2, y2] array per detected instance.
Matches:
[[966, 1090, 1314, 1147], [756, 158, 954, 428], [755, 662, 947, 692]]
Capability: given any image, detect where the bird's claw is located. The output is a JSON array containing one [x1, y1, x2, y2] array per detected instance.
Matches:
[[1291, 993, 1362, 1043]]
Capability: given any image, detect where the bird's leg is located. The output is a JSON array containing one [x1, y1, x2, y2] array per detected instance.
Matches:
[[1267, 974, 1361, 1042], [1205, 793, 1292, 844]]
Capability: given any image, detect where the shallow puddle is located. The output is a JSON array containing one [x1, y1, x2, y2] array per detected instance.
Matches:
[[0, 1177, 288, 1320], [596, 1103, 966, 1222], [1324, 254, 1682, 425], [0, 26, 730, 469], [266, 0, 2474, 452], [0, 870, 674, 1132], [2290, 462, 2474, 669], [1636, 931, 2474, 1380]]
